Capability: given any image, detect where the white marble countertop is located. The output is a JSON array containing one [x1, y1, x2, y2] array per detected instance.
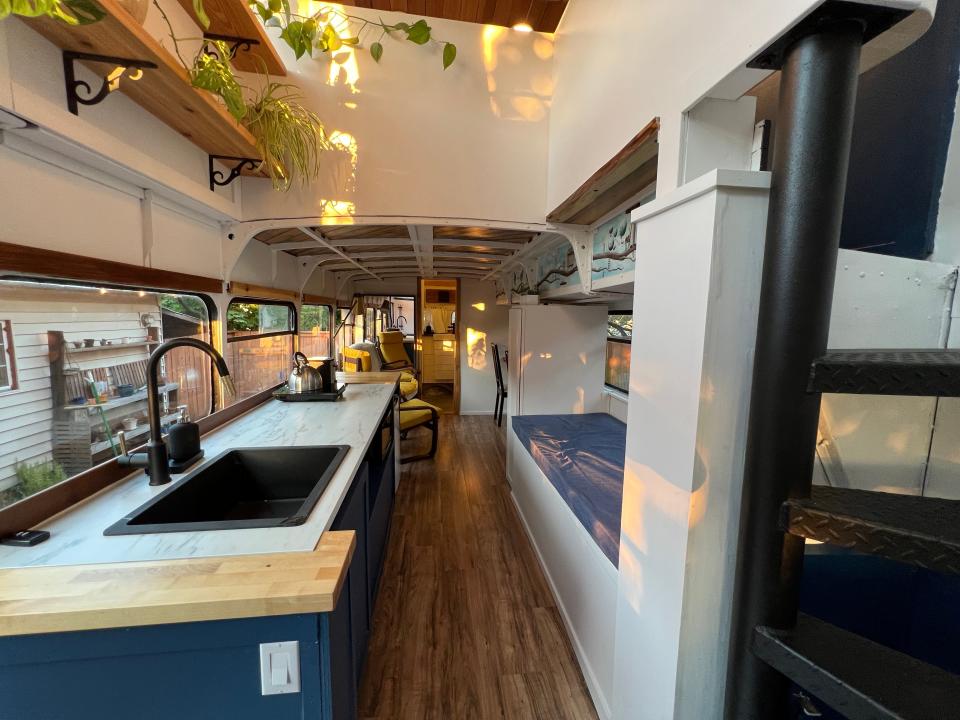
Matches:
[[0, 383, 396, 569]]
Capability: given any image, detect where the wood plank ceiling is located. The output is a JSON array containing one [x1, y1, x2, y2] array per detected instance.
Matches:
[[337, 0, 568, 33], [254, 225, 539, 283]]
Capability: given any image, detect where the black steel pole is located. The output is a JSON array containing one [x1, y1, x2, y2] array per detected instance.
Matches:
[[725, 18, 865, 720]]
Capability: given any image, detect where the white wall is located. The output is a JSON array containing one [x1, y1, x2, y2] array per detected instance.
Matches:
[[547, 0, 937, 210], [459, 279, 508, 414], [238, 11, 551, 224]]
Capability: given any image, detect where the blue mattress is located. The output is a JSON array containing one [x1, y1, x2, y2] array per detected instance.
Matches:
[[512, 413, 626, 566]]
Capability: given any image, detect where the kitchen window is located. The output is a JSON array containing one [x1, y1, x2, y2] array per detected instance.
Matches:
[[299, 304, 332, 358], [226, 298, 295, 401], [0, 319, 16, 392], [605, 312, 632, 394], [0, 279, 214, 510]]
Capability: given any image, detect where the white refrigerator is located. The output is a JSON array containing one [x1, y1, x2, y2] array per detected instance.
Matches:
[[507, 304, 608, 418]]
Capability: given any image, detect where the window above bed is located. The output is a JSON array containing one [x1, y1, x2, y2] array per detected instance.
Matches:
[[605, 312, 632, 394]]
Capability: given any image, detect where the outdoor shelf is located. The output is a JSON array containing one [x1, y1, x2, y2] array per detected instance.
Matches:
[[174, 0, 286, 76], [61, 383, 179, 412], [90, 411, 180, 454], [24, 0, 262, 160], [63, 340, 159, 355]]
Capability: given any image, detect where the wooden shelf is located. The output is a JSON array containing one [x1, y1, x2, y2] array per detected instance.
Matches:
[[61, 382, 179, 412], [91, 412, 179, 454], [24, 0, 261, 159], [64, 340, 159, 354], [174, 0, 286, 76]]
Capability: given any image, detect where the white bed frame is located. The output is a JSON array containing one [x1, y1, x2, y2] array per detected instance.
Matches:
[[506, 426, 618, 720]]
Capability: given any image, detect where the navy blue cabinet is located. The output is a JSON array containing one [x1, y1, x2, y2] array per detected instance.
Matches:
[[0, 405, 398, 720], [366, 448, 395, 605], [332, 462, 370, 690], [0, 614, 330, 720]]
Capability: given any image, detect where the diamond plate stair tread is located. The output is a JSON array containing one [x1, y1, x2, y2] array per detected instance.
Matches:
[[809, 349, 960, 396], [754, 614, 960, 720], [783, 487, 960, 574]]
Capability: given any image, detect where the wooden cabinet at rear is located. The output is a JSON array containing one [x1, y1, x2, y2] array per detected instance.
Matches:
[[421, 334, 456, 383]]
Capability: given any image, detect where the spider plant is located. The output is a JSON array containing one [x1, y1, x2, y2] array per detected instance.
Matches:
[[243, 82, 328, 192]]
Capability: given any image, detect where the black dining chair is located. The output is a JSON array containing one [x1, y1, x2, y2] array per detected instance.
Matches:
[[492, 343, 507, 427]]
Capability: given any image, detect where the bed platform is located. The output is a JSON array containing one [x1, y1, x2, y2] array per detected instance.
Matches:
[[511, 414, 625, 566], [507, 413, 626, 720]]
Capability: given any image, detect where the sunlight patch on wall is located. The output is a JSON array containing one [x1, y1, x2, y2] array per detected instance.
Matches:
[[299, 3, 361, 92], [467, 327, 487, 370], [481, 24, 553, 122], [471, 302, 485, 311]]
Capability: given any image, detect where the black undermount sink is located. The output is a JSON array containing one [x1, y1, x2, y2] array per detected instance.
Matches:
[[104, 446, 349, 536]]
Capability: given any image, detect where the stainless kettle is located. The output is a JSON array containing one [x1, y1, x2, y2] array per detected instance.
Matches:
[[288, 351, 324, 393]]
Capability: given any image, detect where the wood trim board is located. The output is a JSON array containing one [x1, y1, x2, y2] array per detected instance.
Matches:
[[0, 241, 223, 294], [547, 118, 660, 225]]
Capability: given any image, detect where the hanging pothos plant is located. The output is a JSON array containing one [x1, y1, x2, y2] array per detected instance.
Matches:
[[0, 0, 103, 24], [4, 0, 455, 190], [246, 0, 457, 70], [160, 0, 456, 191]]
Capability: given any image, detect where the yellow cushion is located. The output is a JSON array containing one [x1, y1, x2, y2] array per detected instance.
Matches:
[[342, 346, 372, 372], [399, 399, 439, 430], [399, 378, 419, 400], [399, 371, 415, 383], [378, 330, 412, 367]]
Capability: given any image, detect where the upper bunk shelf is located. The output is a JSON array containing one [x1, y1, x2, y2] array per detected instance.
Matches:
[[24, 0, 262, 160], [173, 0, 287, 76], [547, 118, 659, 225]]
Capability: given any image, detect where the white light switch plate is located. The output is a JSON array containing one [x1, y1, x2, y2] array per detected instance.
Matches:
[[259, 641, 301, 696]]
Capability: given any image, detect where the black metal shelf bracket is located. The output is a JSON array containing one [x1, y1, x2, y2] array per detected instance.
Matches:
[[62, 51, 157, 116], [209, 155, 260, 191], [202, 33, 261, 61]]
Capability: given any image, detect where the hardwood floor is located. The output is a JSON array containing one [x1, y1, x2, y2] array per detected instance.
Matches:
[[359, 415, 599, 720]]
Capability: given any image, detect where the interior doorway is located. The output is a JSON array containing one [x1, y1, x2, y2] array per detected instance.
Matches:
[[416, 278, 459, 414]]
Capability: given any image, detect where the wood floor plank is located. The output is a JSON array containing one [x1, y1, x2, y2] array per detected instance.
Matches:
[[359, 416, 597, 719]]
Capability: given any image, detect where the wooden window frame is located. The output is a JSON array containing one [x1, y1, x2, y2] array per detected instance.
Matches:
[[0, 319, 17, 392]]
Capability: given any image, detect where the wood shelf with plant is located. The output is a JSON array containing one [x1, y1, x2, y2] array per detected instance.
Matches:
[[4, 0, 459, 191], [174, 0, 286, 75], [20, 0, 263, 159]]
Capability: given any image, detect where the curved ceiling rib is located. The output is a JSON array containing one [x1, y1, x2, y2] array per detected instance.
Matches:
[[254, 223, 543, 289]]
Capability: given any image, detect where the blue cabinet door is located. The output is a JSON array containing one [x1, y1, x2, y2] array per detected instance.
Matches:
[[0, 615, 327, 720], [332, 462, 370, 688], [366, 446, 395, 605]]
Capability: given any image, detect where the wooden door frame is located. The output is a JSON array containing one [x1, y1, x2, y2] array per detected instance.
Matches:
[[416, 277, 460, 414]]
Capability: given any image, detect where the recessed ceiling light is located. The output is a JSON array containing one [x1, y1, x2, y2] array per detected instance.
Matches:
[[512, 22, 533, 32]]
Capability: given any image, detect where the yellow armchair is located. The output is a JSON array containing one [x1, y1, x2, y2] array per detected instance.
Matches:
[[377, 330, 415, 373], [341, 346, 437, 463]]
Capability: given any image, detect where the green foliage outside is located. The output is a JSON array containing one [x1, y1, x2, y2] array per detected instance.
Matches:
[[159, 294, 208, 320], [15, 460, 66, 499], [608, 314, 633, 339], [300, 304, 330, 332], [227, 302, 292, 333]]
